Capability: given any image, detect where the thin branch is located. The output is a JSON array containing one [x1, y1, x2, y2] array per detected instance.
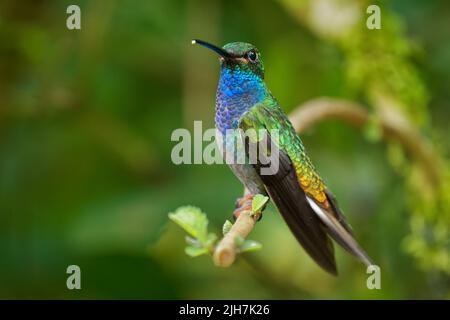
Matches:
[[289, 97, 441, 188], [213, 205, 259, 267]]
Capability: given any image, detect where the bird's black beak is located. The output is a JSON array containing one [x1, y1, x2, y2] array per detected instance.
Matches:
[[191, 39, 232, 59]]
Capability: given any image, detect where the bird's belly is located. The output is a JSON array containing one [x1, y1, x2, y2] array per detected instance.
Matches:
[[216, 129, 266, 195]]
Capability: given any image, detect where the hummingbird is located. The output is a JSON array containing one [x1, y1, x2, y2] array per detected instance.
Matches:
[[192, 39, 373, 275]]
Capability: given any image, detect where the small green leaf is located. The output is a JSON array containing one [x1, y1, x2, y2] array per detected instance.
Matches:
[[185, 245, 209, 257], [185, 236, 200, 247], [205, 233, 218, 249], [252, 195, 269, 213], [239, 240, 263, 253], [222, 220, 233, 235], [169, 206, 208, 243], [234, 236, 245, 247]]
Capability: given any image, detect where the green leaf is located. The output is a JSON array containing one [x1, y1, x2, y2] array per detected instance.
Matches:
[[252, 195, 269, 213], [185, 236, 200, 247], [168, 206, 208, 243], [234, 236, 245, 247], [239, 240, 263, 253], [185, 245, 209, 257], [205, 233, 218, 249], [222, 220, 233, 235]]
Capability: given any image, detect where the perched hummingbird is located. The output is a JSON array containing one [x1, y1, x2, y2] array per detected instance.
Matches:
[[192, 39, 373, 275]]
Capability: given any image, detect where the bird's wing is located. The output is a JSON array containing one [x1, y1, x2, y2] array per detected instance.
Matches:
[[239, 100, 337, 275], [239, 99, 373, 273]]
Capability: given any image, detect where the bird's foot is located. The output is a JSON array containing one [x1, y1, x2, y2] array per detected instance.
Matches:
[[233, 196, 252, 221], [233, 194, 263, 221], [234, 194, 254, 209]]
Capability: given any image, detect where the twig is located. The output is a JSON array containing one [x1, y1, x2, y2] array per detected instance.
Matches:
[[213, 206, 259, 267]]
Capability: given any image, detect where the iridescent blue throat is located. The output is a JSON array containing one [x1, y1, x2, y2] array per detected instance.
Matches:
[[215, 65, 267, 133]]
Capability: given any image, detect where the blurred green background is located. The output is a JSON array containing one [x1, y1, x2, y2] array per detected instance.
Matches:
[[0, 0, 449, 299]]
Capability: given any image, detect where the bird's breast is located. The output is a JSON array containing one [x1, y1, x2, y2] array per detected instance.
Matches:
[[215, 69, 266, 133]]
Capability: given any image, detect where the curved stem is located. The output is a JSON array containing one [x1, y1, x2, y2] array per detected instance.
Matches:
[[289, 97, 441, 188]]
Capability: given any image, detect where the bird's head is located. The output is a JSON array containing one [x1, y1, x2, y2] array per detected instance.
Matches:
[[192, 40, 265, 79]]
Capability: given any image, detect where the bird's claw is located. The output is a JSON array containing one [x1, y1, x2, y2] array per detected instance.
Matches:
[[233, 194, 263, 221], [233, 194, 253, 220], [234, 194, 254, 209]]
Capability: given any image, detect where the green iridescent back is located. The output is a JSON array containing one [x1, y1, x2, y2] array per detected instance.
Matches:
[[240, 95, 329, 207]]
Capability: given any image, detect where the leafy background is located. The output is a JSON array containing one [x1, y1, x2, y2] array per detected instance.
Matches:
[[0, 0, 449, 299]]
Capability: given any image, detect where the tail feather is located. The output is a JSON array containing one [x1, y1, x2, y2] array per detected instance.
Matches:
[[257, 149, 338, 275], [306, 196, 374, 267]]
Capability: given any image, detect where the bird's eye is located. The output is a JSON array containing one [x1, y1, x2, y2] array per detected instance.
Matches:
[[246, 50, 257, 62]]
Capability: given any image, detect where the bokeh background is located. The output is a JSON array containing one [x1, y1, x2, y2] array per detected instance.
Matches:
[[0, 0, 449, 299]]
